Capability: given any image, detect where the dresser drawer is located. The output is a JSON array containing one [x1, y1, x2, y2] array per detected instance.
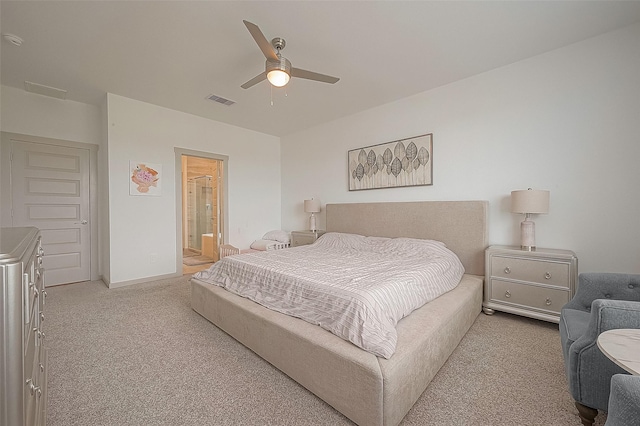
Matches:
[[24, 357, 39, 426], [490, 279, 569, 314], [491, 256, 570, 288], [37, 346, 48, 426]]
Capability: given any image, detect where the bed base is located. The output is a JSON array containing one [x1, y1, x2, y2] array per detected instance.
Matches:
[[191, 273, 483, 426], [193, 200, 488, 425]]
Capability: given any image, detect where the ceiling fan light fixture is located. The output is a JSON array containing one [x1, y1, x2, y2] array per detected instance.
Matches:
[[266, 56, 291, 87], [267, 69, 290, 87]]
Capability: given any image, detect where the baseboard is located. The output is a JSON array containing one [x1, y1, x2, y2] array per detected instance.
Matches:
[[107, 272, 182, 289]]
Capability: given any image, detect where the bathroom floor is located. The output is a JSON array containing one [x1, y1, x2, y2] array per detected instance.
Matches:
[[182, 248, 214, 275]]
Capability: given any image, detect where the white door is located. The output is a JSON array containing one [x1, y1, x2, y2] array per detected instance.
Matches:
[[9, 140, 91, 286]]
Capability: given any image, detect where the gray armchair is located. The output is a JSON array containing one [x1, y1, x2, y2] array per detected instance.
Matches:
[[604, 374, 640, 426], [559, 273, 640, 426]]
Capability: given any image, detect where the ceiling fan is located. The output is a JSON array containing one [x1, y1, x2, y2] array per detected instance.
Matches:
[[240, 20, 340, 89]]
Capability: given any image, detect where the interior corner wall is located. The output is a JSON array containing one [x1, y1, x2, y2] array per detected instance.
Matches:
[[100, 95, 111, 284], [281, 23, 640, 274], [106, 94, 281, 285]]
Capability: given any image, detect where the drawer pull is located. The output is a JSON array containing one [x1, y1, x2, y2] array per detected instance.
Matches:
[[33, 287, 39, 298], [505, 290, 511, 298], [23, 273, 30, 324], [545, 298, 552, 306], [544, 272, 552, 280], [40, 312, 45, 323], [26, 379, 41, 397], [504, 267, 511, 274]]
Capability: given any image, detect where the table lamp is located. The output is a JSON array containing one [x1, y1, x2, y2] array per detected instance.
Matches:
[[511, 188, 550, 251], [304, 198, 321, 232]]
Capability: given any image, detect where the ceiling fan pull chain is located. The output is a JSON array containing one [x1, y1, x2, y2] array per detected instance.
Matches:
[[270, 84, 274, 106]]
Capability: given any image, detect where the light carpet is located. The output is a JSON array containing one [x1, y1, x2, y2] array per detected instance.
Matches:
[[43, 275, 607, 425]]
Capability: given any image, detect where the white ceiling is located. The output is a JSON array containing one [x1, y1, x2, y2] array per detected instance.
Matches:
[[2, 1, 640, 137]]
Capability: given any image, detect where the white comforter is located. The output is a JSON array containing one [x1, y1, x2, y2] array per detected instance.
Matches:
[[193, 232, 465, 358]]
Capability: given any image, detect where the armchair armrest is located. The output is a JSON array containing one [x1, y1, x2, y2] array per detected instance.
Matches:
[[563, 273, 640, 312], [605, 374, 640, 426], [583, 299, 640, 342]]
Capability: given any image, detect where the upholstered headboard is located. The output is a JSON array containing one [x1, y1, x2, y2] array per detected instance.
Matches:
[[326, 201, 488, 276]]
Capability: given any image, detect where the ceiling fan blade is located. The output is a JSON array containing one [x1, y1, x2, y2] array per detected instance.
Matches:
[[243, 20, 279, 62], [291, 67, 340, 84], [241, 72, 267, 89]]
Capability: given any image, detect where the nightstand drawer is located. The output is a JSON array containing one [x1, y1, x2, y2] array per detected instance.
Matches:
[[491, 256, 570, 288], [290, 230, 325, 247], [490, 279, 569, 314], [291, 233, 315, 247]]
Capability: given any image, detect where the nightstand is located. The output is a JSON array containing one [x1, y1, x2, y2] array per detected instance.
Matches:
[[290, 230, 326, 247], [483, 245, 578, 323]]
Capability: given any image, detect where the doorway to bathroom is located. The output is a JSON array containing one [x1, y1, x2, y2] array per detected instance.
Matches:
[[180, 154, 225, 274]]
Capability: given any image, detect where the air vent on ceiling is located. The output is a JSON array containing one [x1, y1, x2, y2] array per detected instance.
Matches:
[[206, 94, 235, 106], [24, 81, 67, 100]]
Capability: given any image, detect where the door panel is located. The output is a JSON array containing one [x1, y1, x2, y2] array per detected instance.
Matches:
[[10, 141, 90, 285], [27, 178, 80, 196], [40, 228, 81, 245], [44, 252, 81, 270], [26, 204, 80, 220]]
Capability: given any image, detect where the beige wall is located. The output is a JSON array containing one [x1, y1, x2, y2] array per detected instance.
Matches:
[[281, 23, 640, 273]]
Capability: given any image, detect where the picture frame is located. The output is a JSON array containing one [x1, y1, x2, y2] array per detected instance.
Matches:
[[130, 161, 162, 196], [348, 133, 432, 191]]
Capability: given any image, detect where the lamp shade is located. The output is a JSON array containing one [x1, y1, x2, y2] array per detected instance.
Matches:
[[304, 198, 320, 213], [511, 189, 550, 214]]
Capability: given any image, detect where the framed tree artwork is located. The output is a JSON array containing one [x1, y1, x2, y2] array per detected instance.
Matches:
[[348, 133, 432, 191]]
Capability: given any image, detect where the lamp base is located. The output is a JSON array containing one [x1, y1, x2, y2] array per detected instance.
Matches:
[[309, 213, 317, 232], [520, 216, 536, 251]]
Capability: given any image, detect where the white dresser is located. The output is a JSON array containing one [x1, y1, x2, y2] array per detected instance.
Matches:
[[0, 227, 48, 426], [483, 245, 578, 323]]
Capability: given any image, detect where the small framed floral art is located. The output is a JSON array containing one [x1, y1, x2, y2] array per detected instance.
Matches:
[[130, 161, 162, 196], [348, 133, 432, 191]]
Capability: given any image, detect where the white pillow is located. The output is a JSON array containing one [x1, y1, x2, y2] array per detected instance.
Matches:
[[250, 239, 280, 251], [262, 230, 290, 244]]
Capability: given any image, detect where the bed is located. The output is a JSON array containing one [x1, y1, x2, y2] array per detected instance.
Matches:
[[190, 200, 488, 426]]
